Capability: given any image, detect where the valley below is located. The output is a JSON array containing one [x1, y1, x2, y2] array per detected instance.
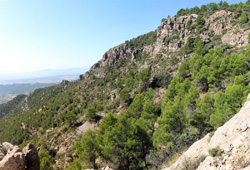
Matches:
[[0, 83, 55, 104]]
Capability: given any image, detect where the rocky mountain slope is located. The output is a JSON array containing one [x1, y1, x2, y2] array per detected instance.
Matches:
[[1, 1, 250, 169]]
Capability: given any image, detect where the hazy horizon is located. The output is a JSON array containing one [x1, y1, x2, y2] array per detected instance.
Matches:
[[0, 67, 89, 84]]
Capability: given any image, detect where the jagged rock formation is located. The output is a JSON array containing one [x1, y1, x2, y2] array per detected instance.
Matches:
[[0, 143, 39, 170], [207, 10, 234, 35], [163, 94, 250, 170], [0, 145, 25, 170], [155, 14, 197, 53]]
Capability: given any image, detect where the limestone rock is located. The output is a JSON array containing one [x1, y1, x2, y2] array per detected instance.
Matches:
[[207, 10, 234, 35], [23, 143, 40, 170], [102, 166, 114, 170], [0, 143, 40, 170], [100, 43, 129, 67], [222, 29, 250, 48], [0, 146, 25, 170], [155, 14, 197, 54], [196, 156, 216, 170], [2, 142, 14, 152], [0, 153, 4, 162], [77, 121, 97, 136]]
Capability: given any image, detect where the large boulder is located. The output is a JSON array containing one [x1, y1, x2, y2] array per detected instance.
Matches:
[[0, 143, 40, 170], [23, 143, 40, 170], [0, 146, 25, 170]]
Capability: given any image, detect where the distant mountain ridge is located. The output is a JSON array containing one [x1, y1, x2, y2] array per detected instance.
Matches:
[[0, 67, 88, 84], [0, 83, 55, 104], [0, 80, 72, 119]]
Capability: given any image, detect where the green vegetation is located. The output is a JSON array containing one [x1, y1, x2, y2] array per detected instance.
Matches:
[[39, 149, 54, 170], [125, 30, 157, 49], [67, 43, 250, 169], [209, 146, 223, 157], [176, 1, 229, 16], [75, 130, 99, 169], [181, 155, 206, 170], [0, 94, 26, 119], [69, 90, 157, 169]]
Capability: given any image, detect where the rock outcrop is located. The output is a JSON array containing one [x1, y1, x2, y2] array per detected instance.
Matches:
[[0, 143, 39, 170], [222, 29, 250, 48], [23, 143, 40, 170], [0, 146, 25, 170], [162, 93, 250, 170], [155, 14, 197, 54], [207, 10, 234, 35]]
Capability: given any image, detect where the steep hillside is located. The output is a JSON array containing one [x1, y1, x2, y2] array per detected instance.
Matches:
[[1, 1, 250, 170]]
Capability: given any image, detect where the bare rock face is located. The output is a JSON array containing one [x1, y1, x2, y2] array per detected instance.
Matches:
[[155, 14, 197, 54], [162, 93, 250, 170], [196, 156, 216, 170], [0, 146, 25, 170], [23, 143, 40, 170], [207, 10, 234, 35], [100, 43, 130, 67], [222, 29, 250, 48]]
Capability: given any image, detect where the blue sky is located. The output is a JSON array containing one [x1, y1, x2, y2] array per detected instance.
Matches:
[[0, 0, 245, 74]]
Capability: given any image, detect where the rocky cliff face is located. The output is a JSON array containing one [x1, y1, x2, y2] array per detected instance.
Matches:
[[155, 14, 197, 54], [79, 10, 249, 81], [0, 143, 40, 170], [163, 94, 250, 170]]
